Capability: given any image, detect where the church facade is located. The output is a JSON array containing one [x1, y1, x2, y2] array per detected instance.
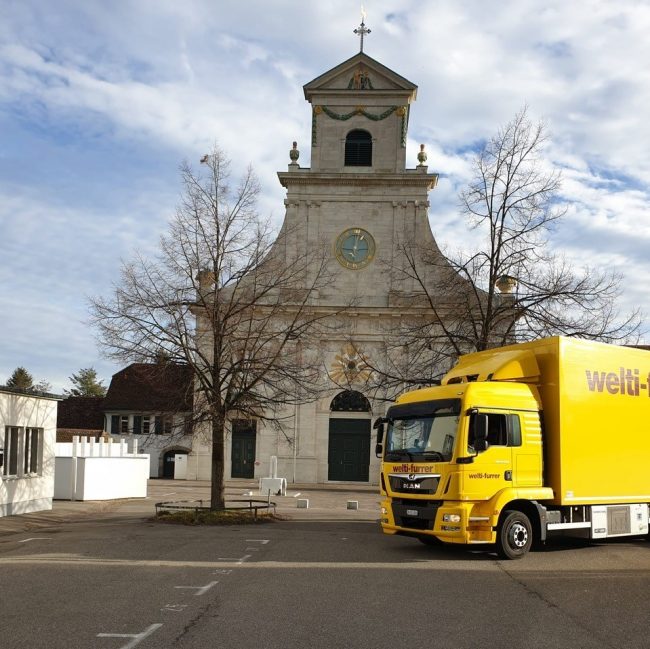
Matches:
[[187, 49, 461, 485]]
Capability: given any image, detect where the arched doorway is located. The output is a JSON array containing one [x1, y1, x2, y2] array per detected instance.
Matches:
[[162, 449, 189, 479], [328, 390, 371, 481]]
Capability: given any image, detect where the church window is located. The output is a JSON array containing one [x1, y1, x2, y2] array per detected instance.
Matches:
[[330, 390, 371, 412], [345, 130, 372, 166]]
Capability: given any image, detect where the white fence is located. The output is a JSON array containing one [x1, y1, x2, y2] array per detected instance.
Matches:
[[55, 436, 149, 501]]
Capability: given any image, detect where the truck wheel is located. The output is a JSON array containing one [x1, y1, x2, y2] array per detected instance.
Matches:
[[497, 510, 533, 560]]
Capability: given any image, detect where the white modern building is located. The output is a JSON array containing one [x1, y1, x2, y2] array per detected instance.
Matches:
[[0, 387, 59, 517]]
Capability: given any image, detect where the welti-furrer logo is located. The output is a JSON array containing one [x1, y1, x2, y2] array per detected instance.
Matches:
[[585, 368, 650, 396], [390, 464, 434, 473]]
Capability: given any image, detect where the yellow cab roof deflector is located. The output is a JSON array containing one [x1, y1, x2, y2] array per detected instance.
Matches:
[[442, 349, 541, 384]]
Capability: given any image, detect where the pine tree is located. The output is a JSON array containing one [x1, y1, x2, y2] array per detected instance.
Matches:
[[65, 367, 107, 397], [6, 367, 34, 390]]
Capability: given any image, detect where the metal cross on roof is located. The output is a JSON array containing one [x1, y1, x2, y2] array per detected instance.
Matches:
[[354, 8, 371, 53]]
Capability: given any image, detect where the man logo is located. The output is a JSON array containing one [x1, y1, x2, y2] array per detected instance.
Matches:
[[408, 474, 418, 481]]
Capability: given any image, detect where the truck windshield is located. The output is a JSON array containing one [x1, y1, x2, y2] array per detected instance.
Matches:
[[384, 400, 460, 462]]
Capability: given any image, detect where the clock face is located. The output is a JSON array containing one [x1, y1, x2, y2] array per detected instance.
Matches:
[[335, 228, 376, 270]]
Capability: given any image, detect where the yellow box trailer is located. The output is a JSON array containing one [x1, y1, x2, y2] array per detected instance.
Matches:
[[376, 336, 650, 558]]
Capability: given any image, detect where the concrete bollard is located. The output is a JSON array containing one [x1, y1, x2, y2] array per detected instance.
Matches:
[[347, 501, 359, 510], [297, 499, 309, 509]]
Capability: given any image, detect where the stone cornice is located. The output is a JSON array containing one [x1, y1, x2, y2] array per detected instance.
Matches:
[[278, 170, 438, 190]]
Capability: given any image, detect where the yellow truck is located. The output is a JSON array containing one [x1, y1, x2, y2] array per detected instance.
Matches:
[[376, 336, 650, 558]]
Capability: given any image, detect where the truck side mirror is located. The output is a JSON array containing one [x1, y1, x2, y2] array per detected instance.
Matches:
[[374, 417, 386, 458], [472, 413, 489, 453]]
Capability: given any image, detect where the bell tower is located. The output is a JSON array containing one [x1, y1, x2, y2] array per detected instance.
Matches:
[[277, 30, 439, 307]]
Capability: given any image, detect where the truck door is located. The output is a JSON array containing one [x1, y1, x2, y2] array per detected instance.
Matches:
[[465, 411, 515, 500], [510, 411, 542, 488]]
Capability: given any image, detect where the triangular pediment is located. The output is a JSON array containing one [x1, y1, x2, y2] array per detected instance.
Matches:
[[303, 52, 417, 101]]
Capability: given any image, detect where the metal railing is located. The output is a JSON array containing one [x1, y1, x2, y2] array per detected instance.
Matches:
[[155, 498, 276, 520]]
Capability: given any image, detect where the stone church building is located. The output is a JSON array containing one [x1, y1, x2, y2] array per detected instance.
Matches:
[[186, 47, 460, 485]]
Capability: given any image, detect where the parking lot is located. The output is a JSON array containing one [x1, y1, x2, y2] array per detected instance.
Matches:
[[1, 480, 649, 649]]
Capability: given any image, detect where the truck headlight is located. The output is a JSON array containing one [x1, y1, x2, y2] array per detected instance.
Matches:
[[443, 514, 461, 523]]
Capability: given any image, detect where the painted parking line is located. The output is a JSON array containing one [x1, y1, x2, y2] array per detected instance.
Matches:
[[161, 604, 189, 613], [18, 537, 52, 543], [97, 623, 162, 649], [175, 580, 219, 596]]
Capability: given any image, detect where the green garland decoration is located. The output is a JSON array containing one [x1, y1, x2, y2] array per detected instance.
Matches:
[[320, 105, 399, 121], [311, 105, 408, 147], [401, 104, 410, 147], [312, 108, 318, 146]]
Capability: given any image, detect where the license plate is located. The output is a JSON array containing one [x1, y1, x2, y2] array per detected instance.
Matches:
[[406, 509, 418, 516]]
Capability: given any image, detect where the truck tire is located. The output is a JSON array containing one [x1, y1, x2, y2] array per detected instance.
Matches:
[[497, 510, 533, 560]]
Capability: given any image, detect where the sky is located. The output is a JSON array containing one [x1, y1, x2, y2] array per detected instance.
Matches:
[[1, 0, 649, 393]]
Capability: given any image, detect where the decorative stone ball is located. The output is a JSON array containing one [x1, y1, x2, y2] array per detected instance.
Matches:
[[289, 141, 300, 162]]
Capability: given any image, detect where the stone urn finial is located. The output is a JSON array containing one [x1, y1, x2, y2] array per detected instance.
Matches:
[[417, 143, 428, 167], [496, 274, 518, 294], [289, 141, 300, 166]]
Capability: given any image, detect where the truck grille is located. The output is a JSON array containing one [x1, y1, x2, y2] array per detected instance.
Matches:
[[389, 473, 440, 495]]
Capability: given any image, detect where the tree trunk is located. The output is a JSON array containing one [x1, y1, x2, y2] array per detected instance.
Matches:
[[210, 412, 226, 510]]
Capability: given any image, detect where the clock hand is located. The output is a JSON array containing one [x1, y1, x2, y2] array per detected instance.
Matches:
[[351, 236, 360, 259]]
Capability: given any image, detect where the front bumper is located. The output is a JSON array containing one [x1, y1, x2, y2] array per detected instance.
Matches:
[[380, 498, 496, 544]]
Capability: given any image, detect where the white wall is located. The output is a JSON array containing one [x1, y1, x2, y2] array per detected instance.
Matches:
[[0, 390, 58, 517], [54, 436, 149, 501]]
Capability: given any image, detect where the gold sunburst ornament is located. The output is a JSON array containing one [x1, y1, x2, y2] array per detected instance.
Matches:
[[329, 344, 373, 384]]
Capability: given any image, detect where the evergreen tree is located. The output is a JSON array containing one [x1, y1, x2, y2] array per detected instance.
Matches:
[[6, 367, 34, 390], [65, 367, 107, 397]]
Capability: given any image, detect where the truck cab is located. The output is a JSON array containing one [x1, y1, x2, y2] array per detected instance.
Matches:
[[378, 380, 552, 558]]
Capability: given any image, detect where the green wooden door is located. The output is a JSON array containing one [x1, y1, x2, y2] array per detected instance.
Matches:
[[328, 418, 370, 481], [232, 422, 256, 478]]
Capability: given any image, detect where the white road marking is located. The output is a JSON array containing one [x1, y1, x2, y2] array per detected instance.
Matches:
[[217, 554, 251, 563], [97, 623, 162, 649], [18, 537, 52, 543], [245, 539, 270, 544], [0, 556, 537, 572], [161, 604, 188, 612], [213, 569, 233, 575], [292, 492, 302, 498], [175, 580, 219, 596], [160, 492, 176, 497]]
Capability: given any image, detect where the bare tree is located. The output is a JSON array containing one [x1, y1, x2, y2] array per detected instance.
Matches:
[[372, 108, 643, 393], [91, 145, 333, 509]]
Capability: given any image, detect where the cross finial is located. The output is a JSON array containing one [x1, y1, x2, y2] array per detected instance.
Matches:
[[353, 7, 371, 53]]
